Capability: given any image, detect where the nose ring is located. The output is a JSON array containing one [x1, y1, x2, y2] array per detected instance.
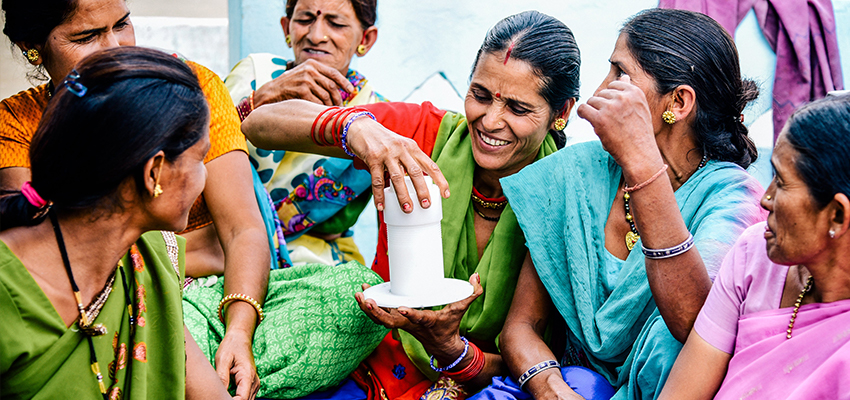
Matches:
[[765, 195, 772, 200], [323, 35, 328, 41]]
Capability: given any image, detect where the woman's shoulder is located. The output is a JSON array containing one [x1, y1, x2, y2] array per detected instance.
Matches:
[[136, 231, 185, 285], [0, 84, 50, 134]]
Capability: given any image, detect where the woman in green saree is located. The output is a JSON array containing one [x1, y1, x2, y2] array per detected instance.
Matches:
[[243, 10, 580, 397], [0, 47, 229, 399]]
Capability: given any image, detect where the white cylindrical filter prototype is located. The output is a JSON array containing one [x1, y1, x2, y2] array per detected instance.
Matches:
[[383, 176, 444, 297]]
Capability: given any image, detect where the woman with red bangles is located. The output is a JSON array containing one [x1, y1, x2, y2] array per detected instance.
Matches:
[[244, 11, 579, 398]]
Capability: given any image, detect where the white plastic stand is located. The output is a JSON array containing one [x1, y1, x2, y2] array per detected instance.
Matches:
[[363, 176, 473, 308]]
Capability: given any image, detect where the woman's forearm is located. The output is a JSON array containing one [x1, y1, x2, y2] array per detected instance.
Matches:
[[242, 99, 349, 158], [625, 160, 712, 342]]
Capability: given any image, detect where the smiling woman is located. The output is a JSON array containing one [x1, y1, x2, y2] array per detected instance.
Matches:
[[242, 10, 580, 398]]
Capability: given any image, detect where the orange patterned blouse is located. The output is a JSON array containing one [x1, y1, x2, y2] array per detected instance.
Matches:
[[0, 61, 247, 232]]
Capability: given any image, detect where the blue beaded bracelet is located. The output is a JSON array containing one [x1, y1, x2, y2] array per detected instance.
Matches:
[[641, 233, 695, 259], [429, 336, 469, 372], [340, 111, 375, 157]]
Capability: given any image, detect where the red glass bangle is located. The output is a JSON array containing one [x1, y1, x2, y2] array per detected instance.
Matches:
[[442, 341, 485, 383], [311, 107, 339, 146]]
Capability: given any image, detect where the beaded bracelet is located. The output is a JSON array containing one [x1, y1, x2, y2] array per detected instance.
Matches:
[[517, 360, 559, 390], [642, 233, 695, 259], [341, 111, 376, 157], [218, 293, 265, 324], [624, 164, 668, 193], [442, 340, 485, 382], [430, 336, 469, 372]]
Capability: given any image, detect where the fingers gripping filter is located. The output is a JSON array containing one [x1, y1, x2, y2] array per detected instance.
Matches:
[[364, 176, 473, 308]]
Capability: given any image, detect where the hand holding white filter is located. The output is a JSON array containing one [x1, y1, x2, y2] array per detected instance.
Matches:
[[363, 176, 473, 308]]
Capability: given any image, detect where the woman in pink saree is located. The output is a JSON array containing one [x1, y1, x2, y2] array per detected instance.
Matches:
[[659, 94, 850, 400]]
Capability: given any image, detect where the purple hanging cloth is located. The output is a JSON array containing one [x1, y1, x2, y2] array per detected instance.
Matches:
[[658, 0, 844, 141]]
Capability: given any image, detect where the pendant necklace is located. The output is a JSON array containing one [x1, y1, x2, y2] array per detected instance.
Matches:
[[623, 155, 707, 251]]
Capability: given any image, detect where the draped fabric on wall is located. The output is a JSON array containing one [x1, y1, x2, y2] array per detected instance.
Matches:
[[658, 0, 844, 141]]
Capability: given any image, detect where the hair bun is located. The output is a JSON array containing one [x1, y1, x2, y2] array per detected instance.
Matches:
[[736, 79, 759, 113]]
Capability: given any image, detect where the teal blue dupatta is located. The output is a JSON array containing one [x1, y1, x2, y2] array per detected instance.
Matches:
[[502, 141, 765, 400]]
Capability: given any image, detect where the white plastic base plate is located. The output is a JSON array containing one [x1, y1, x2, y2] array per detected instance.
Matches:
[[362, 279, 474, 308]]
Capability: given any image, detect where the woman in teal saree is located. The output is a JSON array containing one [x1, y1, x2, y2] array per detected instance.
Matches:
[[496, 9, 766, 400]]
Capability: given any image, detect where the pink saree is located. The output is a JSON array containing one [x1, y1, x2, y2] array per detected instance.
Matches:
[[715, 299, 850, 399]]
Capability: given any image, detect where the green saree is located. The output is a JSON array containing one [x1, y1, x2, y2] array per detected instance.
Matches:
[[0, 231, 186, 400]]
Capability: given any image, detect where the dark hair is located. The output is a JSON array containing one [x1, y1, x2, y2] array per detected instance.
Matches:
[[285, 0, 377, 29], [470, 10, 581, 148], [622, 8, 758, 169], [2, 0, 75, 46], [0, 46, 209, 230], [785, 95, 850, 208]]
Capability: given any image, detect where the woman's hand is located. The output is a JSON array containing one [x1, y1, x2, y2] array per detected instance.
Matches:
[[345, 117, 450, 213], [354, 274, 483, 363], [214, 328, 260, 400], [253, 59, 355, 107], [577, 75, 662, 174]]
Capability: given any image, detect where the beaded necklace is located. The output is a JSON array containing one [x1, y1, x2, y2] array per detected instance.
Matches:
[[49, 212, 135, 399], [623, 155, 707, 251], [786, 275, 813, 339]]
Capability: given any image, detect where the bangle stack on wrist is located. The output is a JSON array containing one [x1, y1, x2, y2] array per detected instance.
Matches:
[[517, 360, 559, 390], [236, 90, 254, 122], [429, 336, 486, 383], [310, 107, 375, 157]]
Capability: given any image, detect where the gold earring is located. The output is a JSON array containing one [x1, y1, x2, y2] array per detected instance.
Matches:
[[662, 110, 676, 125], [765, 194, 772, 200], [153, 184, 163, 198], [553, 118, 567, 131], [285, 35, 292, 47], [356, 44, 367, 55], [24, 49, 39, 62]]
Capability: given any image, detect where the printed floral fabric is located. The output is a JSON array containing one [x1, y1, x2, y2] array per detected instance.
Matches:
[[225, 53, 387, 266]]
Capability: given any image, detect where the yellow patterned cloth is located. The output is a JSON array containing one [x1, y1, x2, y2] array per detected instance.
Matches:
[[0, 60, 247, 233]]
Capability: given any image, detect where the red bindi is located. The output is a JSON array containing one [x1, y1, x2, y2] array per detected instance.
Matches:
[[316, 10, 322, 15], [495, 92, 501, 98]]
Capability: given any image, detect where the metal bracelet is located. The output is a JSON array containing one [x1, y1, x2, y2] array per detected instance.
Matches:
[[517, 359, 559, 390], [641, 233, 695, 259]]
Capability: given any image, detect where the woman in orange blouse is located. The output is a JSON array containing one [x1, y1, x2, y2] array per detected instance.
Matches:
[[0, 0, 266, 398]]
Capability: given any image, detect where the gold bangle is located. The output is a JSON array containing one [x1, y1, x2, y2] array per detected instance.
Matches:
[[249, 90, 255, 111], [218, 293, 265, 324]]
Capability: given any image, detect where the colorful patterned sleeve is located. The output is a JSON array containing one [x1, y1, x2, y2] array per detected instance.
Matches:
[[186, 61, 248, 164], [0, 85, 50, 169]]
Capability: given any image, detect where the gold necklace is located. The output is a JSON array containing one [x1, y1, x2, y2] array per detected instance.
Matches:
[[623, 155, 708, 251], [623, 191, 639, 251], [471, 187, 507, 210], [786, 275, 813, 339], [473, 203, 500, 222]]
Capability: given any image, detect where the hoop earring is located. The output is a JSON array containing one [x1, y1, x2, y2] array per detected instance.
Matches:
[[356, 44, 367, 56], [662, 110, 676, 125], [24, 49, 39, 62], [285, 35, 292, 47], [553, 118, 567, 131]]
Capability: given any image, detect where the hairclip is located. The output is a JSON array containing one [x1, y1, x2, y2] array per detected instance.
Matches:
[[63, 69, 87, 97]]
